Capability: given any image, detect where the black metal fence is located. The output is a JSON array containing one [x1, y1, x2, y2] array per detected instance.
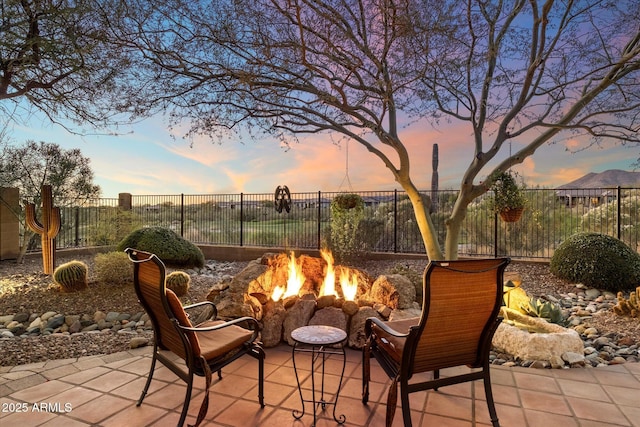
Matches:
[[46, 187, 640, 260]]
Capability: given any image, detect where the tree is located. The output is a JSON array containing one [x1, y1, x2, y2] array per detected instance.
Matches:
[[109, 0, 640, 260], [0, 0, 131, 129], [0, 140, 101, 261]]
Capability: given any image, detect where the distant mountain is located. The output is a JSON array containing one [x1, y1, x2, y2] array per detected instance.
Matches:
[[558, 169, 640, 188]]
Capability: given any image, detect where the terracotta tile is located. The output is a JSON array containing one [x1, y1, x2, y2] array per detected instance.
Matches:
[[101, 403, 167, 426], [9, 379, 73, 402], [59, 366, 110, 385], [257, 407, 309, 426], [143, 383, 191, 410], [249, 380, 296, 406], [420, 413, 477, 426], [565, 396, 631, 426], [212, 398, 273, 426], [110, 376, 167, 401], [603, 384, 640, 407], [485, 403, 527, 427], [68, 395, 131, 424], [1, 408, 57, 426], [366, 401, 422, 427], [619, 404, 640, 427], [117, 357, 156, 375], [591, 369, 640, 388], [424, 392, 472, 421], [53, 386, 102, 409], [39, 416, 92, 426], [82, 370, 139, 392], [513, 371, 561, 394], [557, 378, 610, 401], [518, 389, 572, 415], [523, 409, 579, 427], [473, 382, 520, 406]]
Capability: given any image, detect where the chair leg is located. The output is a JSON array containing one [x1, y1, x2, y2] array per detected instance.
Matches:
[[400, 378, 412, 427], [177, 372, 195, 427], [385, 377, 398, 427], [255, 345, 265, 407], [137, 347, 159, 406], [483, 369, 500, 427], [362, 343, 370, 404]]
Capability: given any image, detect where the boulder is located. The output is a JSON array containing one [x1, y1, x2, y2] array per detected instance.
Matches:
[[492, 308, 584, 362], [370, 274, 416, 309]]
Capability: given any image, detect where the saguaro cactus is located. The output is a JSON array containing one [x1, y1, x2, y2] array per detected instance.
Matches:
[[25, 185, 61, 275]]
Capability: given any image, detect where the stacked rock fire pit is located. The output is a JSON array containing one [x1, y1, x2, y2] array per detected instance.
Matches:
[[206, 250, 419, 348]]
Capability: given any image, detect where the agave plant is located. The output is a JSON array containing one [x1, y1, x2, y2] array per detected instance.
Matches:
[[520, 297, 566, 326]]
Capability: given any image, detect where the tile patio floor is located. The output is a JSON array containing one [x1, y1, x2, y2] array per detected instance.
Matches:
[[1, 344, 638, 427]]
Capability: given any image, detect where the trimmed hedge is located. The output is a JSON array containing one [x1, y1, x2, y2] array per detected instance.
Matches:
[[550, 232, 640, 292], [117, 226, 205, 268]]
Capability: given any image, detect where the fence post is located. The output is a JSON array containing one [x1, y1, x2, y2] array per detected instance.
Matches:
[[75, 207, 80, 247], [317, 191, 322, 249], [393, 189, 398, 253], [240, 193, 244, 246], [617, 186, 621, 240], [180, 193, 185, 237], [494, 212, 498, 258]]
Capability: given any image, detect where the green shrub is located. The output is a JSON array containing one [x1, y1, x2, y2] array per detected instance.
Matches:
[[166, 271, 191, 296], [116, 226, 205, 268], [53, 261, 89, 293], [93, 252, 132, 284], [550, 232, 640, 292]]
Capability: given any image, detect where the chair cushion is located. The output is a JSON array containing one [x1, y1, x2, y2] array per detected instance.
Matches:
[[166, 289, 201, 357], [196, 321, 255, 361], [372, 317, 419, 363]]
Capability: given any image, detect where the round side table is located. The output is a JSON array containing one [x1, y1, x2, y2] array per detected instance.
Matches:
[[291, 325, 347, 426]]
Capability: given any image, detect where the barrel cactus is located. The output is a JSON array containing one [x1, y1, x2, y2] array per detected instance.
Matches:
[[53, 260, 89, 292], [166, 271, 191, 297]]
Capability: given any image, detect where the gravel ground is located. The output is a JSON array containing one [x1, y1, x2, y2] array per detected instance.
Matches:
[[1, 253, 638, 365]]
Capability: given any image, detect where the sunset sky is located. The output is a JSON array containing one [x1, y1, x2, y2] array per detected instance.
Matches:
[[9, 109, 637, 199]]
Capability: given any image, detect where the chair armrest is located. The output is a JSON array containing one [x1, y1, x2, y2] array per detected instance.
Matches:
[[183, 301, 218, 323], [179, 316, 261, 333], [178, 316, 261, 342], [365, 316, 412, 338]]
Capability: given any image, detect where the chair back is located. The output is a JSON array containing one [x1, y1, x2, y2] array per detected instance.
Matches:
[[406, 258, 509, 375], [127, 248, 198, 360]]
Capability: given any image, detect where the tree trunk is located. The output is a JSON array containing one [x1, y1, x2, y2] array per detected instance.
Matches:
[[397, 177, 444, 261]]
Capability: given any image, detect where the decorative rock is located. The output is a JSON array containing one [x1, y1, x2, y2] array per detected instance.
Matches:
[[609, 356, 627, 365], [370, 274, 415, 309], [348, 306, 380, 349], [13, 313, 29, 323], [585, 289, 601, 299], [41, 311, 57, 322], [0, 315, 15, 324], [46, 315, 65, 330], [341, 300, 359, 317], [94, 311, 106, 322], [261, 300, 287, 347], [562, 351, 585, 366], [549, 355, 565, 369], [105, 312, 120, 323], [309, 307, 347, 334], [129, 337, 150, 349], [493, 308, 584, 362], [283, 299, 317, 346]]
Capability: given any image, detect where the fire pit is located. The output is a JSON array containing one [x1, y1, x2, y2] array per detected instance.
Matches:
[[206, 250, 419, 348]]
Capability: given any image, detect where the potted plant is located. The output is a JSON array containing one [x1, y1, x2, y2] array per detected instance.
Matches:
[[489, 171, 526, 222]]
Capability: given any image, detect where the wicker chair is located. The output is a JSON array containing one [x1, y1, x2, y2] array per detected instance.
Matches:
[[362, 258, 510, 427], [126, 248, 265, 427]]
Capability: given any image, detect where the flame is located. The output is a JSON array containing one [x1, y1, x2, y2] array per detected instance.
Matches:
[[319, 248, 337, 297], [270, 249, 359, 302], [272, 251, 305, 301], [340, 270, 358, 301]]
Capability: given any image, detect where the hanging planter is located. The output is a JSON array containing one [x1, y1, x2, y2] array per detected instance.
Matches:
[[499, 207, 525, 222], [489, 171, 527, 222]]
